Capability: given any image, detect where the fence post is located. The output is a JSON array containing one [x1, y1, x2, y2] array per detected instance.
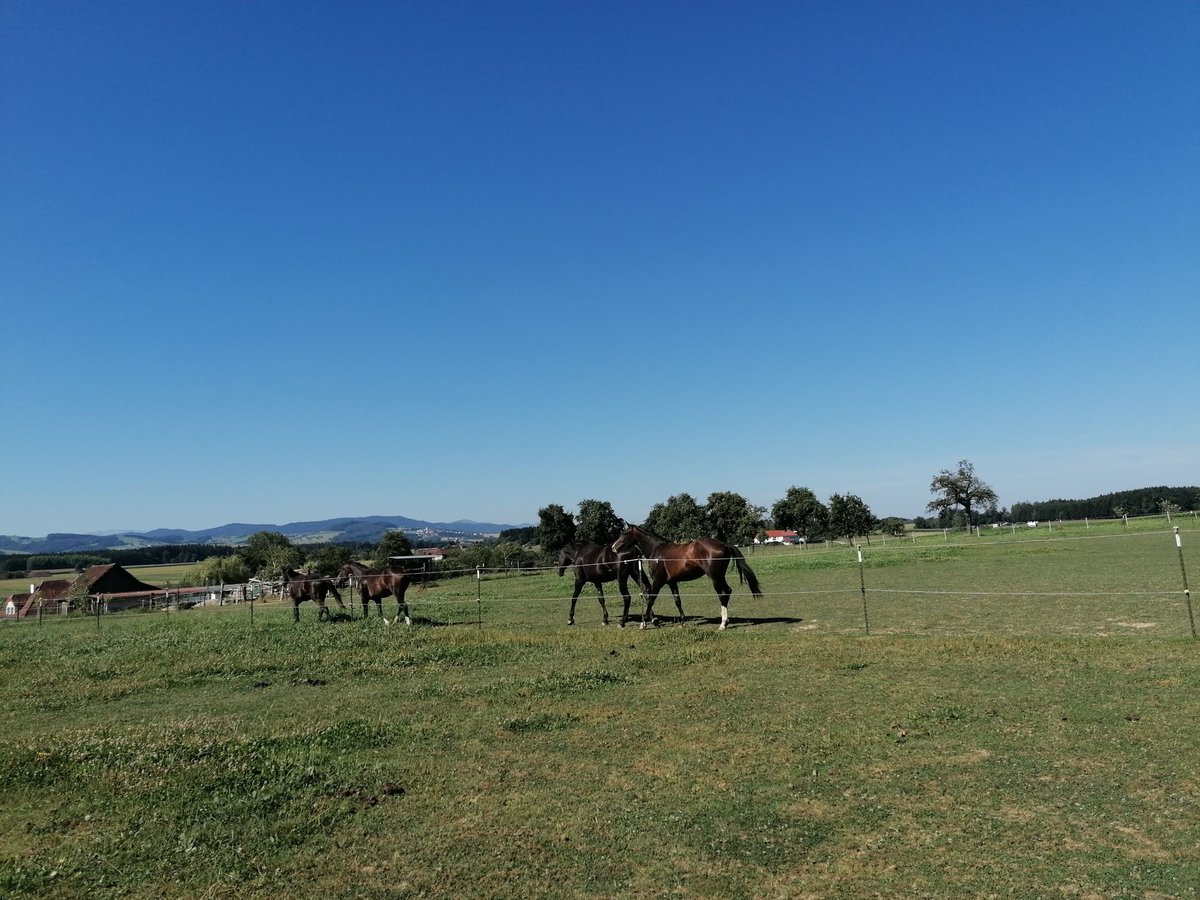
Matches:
[[857, 544, 870, 636], [1173, 527, 1196, 639], [476, 566, 483, 629]]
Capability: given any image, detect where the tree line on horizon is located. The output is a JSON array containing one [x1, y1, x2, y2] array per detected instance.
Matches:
[[1009, 486, 1199, 523], [525, 466, 1199, 551], [6, 466, 1196, 582]]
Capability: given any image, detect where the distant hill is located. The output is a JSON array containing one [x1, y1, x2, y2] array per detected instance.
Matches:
[[0, 515, 529, 554]]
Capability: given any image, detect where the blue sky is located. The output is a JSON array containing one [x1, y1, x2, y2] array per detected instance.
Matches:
[[2, 0, 1197, 536]]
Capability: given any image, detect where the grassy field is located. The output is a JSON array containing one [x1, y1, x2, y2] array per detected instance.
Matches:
[[2, 522, 1198, 898]]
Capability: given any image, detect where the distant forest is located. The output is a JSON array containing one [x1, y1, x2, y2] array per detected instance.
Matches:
[[1009, 486, 1198, 523]]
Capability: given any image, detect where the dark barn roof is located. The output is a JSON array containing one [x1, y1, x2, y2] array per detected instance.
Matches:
[[32, 579, 72, 601], [74, 564, 161, 595]]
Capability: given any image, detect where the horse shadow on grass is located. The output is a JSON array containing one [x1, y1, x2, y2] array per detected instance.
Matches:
[[644, 615, 804, 629]]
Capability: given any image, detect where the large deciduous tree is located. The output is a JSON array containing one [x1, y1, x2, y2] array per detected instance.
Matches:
[[191, 554, 251, 586], [643, 493, 708, 542], [305, 544, 354, 576], [771, 486, 829, 541], [243, 531, 303, 579], [927, 459, 998, 531], [575, 499, 624, 544], [375, 530, 413, 564], [536, 504, 577, 552], [704, 491, 766, 546], [829, 493, 875, 544]]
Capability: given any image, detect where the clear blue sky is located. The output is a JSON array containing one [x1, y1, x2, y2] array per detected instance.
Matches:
[[2, 0, 1197, 536]]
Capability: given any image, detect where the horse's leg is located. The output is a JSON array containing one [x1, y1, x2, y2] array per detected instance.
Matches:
[[397, 579, 411, 626], [568, 577, 584, 626], [669, 583, 686, 624], [595, 582, 610, 626], [617, 574, 632, 628], [712, 572, 733, 630], [292, 599, 300, 623], [359, 585, 369, 619], [641, 577, 665, 629]]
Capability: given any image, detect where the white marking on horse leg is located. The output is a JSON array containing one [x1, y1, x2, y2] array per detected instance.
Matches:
[[404, 616, 412, 626], [720, 606, 729, 630]]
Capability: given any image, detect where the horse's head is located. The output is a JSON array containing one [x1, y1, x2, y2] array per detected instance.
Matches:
[[556, 544, 576, 577], [611, 525, 639, 555]]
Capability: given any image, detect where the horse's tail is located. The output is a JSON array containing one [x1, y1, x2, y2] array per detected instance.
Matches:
[[731, 548, 763, 598]]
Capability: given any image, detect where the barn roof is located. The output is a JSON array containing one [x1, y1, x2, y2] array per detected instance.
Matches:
[[32, 579, 72, 600], [74, 564, 161, 595]]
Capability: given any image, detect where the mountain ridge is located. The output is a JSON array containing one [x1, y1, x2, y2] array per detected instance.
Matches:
[[0, 515, 530, 554]]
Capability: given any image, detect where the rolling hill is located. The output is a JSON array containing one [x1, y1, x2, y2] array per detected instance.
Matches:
[[0, 515, 528, 554]]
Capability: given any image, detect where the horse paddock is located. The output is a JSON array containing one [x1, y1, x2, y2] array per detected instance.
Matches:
[[1, 528, 1197, 897]]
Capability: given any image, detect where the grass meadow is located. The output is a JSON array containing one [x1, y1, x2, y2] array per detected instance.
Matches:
[[2, 520, 1198, 898]]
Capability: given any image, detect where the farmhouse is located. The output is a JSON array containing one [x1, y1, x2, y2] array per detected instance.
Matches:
[[757, 530, 804, 545], [3, 592, 34, 618], [17, 565, 165, 615]]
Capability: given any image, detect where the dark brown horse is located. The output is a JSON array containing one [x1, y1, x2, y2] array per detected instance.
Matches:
[[610, 524, 762, 630], [336, 562, 413, 625], [556, 542, 650, 627], [281, 568, 346, 622]]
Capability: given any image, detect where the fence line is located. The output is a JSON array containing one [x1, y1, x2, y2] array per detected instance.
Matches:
[[4, 528, 1195, 636]]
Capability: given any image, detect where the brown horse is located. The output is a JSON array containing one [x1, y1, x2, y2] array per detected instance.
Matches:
[[281, 568, 346, 622], [557, 542, 650, 627], [336, 562, 413, 625], [610, 524, 762, 630]]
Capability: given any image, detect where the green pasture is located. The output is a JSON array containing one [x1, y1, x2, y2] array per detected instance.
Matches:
[[2, 524, 1198, 898]]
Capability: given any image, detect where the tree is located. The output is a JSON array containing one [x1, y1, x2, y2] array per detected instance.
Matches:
[[67, 574, 93, 614], [375, 530, 413, 564], [499, 525, 538, 544], [1160, 499, 1182, 523], [306, 544, 353, 576], [536, 504, 576, 552], [829, 493, 875, 543], [643, 493, 707, 542], [927, 460, 998, 532], [575, 499, 624, 544], [242, 531, 302, 579], [190, 554, 251, 586], [879, 517, 907, 537], [770, 486, 829, 541], [705, 491, 766, 546]]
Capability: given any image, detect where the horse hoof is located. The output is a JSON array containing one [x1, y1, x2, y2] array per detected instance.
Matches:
[[639, 622, 647, 630], [404, 617, 412, 626], [567, 619, 575, 626]]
